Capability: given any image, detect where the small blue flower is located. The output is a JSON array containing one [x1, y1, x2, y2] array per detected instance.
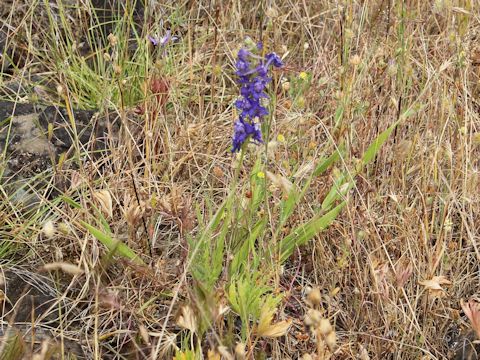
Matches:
[[231, 45, 283, 152], [232, 119, 263, 152], [265, 53, 283, 68]]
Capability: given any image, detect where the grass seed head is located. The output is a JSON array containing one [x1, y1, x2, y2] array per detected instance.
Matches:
[[304, 308, 322, 328], [42, 220, 56, 238], [234, 342, 246, 359], [306, 287, 322, 307], [318, 318, 333, 336]]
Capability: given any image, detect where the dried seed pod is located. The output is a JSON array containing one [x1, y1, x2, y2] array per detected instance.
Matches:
[[307, 287, 322, 307], [325, 331, 337, 351], [318, 318, 333, 336], [234, 342, 246, 360], [304, 309, 322, 328]]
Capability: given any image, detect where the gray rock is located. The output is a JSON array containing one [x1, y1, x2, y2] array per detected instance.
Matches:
[[0, 101, 115, 209]]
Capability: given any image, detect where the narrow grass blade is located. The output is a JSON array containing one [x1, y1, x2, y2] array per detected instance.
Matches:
[[279, 201, 346, 263], [229, 218, 267, 276], [278, 149, 342, 232], [80, 221, 144, 265], [362, 121, 398, 166], [321, 175, 354, 211]]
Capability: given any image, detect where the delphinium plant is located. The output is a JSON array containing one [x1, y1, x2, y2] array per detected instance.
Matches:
[[178, 39, 400, 359]]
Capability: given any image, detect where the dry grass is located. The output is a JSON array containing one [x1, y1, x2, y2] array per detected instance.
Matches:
[[1, 0, 480, 359]]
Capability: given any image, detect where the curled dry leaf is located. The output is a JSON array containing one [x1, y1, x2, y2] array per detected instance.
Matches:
[[372, 260, 390, 298], [93, 190, 113, 218], [358, 344, 371, 360], [98, 290, 122, 310], [419, 275, 451, 296], [42, 262, 83, 276], [395, 261, 413, 288], [125, 203, 143, 227], [176, 305, 197, 333], [257, 319, 292, 338], [266, 171, 293, 194], [70, 170, 83, 191], [461, 299, 480, 339]]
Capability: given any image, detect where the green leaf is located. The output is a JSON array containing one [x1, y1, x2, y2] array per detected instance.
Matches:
[[277, 149, 343, 234], [334, 104, 345, 126], [312, 149, 342, 177], [61, 195, 82, 209], [230, 218, 267, 277], [189, 200, 229, 291], [279, 201, 346, 263], [321, 174, 354, 211], [362, 121, 398, 166], [80, 221, 144, 265]]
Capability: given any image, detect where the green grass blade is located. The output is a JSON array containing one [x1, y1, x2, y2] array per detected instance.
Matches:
[[80, 221, 144, 265], [362, 121, 398, 166], [279, 201, 346, 263], [277, 149, 342, 233], [321, 175, 354, 211], [229, 218, 267, 277]]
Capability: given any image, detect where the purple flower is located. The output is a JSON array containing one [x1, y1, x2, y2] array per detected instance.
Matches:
[[148, 30, 178, 47], [232, 119, 263, 152], [231, 45, 283, 152], [265, 53, 283, 68]]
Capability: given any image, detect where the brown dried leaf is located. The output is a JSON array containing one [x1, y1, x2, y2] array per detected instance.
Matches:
[[98, 290, 122, 310], [70, 170, 83, 191], [395, 261, 413, 288], [461, 299, 480, 339], [176, 305, 197, 333], [257, 319, 292, 338], [93, 190, 113, 218], [138, 324, 150, 345], [419, 275, 451, 296]]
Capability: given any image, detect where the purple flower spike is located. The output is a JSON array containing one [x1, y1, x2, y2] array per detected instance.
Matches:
[[230, 45, 283, 152]]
